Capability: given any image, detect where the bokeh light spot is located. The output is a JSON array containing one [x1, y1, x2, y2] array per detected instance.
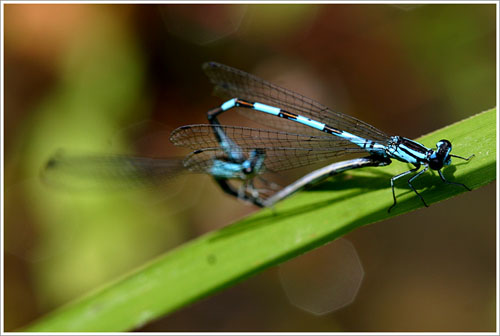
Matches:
[[161, 5, 247, 45], [279, 238, 364, 315]]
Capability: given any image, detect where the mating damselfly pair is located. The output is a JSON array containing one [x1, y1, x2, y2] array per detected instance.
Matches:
[[43, 62, 473, 212]]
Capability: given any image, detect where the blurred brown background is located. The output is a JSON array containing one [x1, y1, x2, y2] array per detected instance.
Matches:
[[4, 4, 496, 332]]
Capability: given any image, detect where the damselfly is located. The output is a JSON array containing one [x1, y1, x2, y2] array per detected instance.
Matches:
[[202, 62, 474, 211]]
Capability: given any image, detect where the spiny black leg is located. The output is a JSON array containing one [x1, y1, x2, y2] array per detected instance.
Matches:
[[438, 170, 472, 191], [407, 166, 429, 208], [388, 166, 420, 213], [450, 153, 475, 161], [216, 178, 265, 207]]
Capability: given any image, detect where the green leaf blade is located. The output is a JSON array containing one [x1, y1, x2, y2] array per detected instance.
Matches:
[[23, 108, 496, 332]]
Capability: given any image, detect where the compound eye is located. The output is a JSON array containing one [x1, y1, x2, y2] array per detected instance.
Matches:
[[436, 139, 452, 153]]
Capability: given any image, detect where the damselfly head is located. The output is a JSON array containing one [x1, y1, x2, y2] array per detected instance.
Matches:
[[241, 149, 266, 176], [428, 139, 452, 169]]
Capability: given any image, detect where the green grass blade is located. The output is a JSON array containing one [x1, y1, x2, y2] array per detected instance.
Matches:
[[23, 108, 496, 332]]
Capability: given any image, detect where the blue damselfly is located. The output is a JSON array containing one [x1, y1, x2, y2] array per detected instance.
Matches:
[[202, 62, 474, 211]]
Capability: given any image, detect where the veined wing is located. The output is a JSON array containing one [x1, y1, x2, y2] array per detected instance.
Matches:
[[170, 124, 361, 153], [184, 146, 367, 174], [41, 151, 186, 191], [203, 62, 389, 143]]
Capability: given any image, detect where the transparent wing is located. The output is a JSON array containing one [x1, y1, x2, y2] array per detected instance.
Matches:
[[41, 151, 186, 191], [170, 124, 362, 153], [184, 145, 366, 174], [203, 62, 389, 143]]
